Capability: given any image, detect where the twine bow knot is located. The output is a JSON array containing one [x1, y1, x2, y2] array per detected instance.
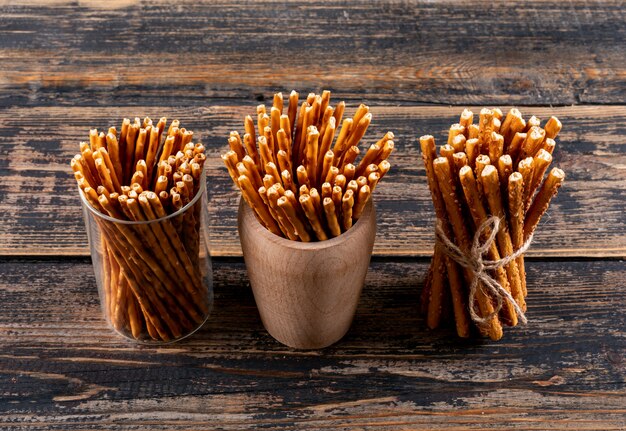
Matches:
[[435, 216, 533, 326]]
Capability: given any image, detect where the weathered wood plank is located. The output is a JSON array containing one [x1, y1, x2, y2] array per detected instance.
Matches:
[[0, 258, 624, 429], [0, 0, 624, 107], [1, 105, 624, 257]]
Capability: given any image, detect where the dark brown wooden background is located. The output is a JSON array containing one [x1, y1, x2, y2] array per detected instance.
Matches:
[[0, 1, 624, 429]]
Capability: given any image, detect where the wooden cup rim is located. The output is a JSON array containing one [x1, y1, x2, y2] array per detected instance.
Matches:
[[238, 196, 375, 251]]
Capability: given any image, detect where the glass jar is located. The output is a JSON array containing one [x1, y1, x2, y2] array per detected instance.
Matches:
[[79, 174, 212, 343]]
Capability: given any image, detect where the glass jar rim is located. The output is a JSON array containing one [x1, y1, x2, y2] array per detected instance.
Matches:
[[79, 169, 206, 225]]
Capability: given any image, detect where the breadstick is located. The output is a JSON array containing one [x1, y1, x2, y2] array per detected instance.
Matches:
[[105, 132, 123, 183], [145, 126, 160, 181], [320, 150, 334, 186], [433, 156, 502, 340], [296, 165, 310, 188], [480, 165, 525, 309], [525, 115, 541, 132], [339, 146, 360, 171], [526, 149, 553, 210], [519, 126, 546, 161], [292, 102, 308, 167], [459, 166, 520, 323], [378, 160, 391, 179], [355, 143, 381, 177], [419, 135, 471, 338], [278, 196, 311, 242], [238, 175, 281, 235], [541, 137, 556, 155], [244, 116, 257, 150], [243, 155, 263, 190], [508, 172, 527, 299], [323, 197, 342, 237], [353, 184, 371, 220], [524, 168, 565, 241], [497, 155, 513, 198], [287, 90, 299, 139], [133, 128, 147, 169], [281, 169, 296, 193], [332, 118, 353, 161], [489, 132, 504, 163], [341, 189, 355, 231], [544, 116, 561, 139], [299, 194, 328, 240], [305, 126, 320, 187], [459, 109, 473, 132], [448, 123, 465, 147], [276, 149, 290, 175], [258, 135, 274, 168], [318, 108, 335, 148]]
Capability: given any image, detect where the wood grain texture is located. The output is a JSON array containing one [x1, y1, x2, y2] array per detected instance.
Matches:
[[0, 0, 625, 107], [0, 258, 624, 430], [239, 199, 376, 349], [1, 105, 624, 257]]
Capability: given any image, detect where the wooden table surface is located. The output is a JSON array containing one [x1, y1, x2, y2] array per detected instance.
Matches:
[[1, 1, 625, 429]]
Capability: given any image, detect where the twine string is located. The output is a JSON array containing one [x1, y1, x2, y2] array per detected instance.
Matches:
[[435, 216, 533, 326]]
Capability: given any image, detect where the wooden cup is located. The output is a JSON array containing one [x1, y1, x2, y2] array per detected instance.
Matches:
[[238, 198, 376, 349]]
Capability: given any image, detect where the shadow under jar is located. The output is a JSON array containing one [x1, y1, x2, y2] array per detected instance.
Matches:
[[80, 173, 213, 343], [238, 197, 376, 350]]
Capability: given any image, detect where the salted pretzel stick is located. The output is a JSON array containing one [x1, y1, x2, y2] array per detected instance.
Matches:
[[318, 117, 336, 180], [318, 108, 335, 149], [332, 118, 353, 162], [524, 168, 565, 241], [323, 197, 342, 237], [287, 90, 299, 138], [97, 210, 189, 336], [353, 184, 371, 220], [433, 156, 502, 340], [256, 135, 274, 169], [239, 175, 281, 235], [98, 148, 122, 192], [448, 124, 465, 147], [105, 132, 123, 183], [420, 135, 471, 338], [426, 245, 447, 329], [145, 126, 160, 181], [459, 109, 473, 132], [278, 196, 311, 242], [544, 116, 562, 139], [128, 196, 204, 322], [345, 113, 372, 150], [527, 149, 553, 207], [339, 146, 360, 172], [342, 163, 356, 183], [292, 102, 307, 167], [100, 226, 171, 341], [341, 189, 354, 231], [299, 194, 328, 240], [459, 166, 520, 324], [267, 186, 298, 240], [320, 150, 334, 186], [243, 155, 263, 190], [519, 126, 546, 161], [508, 172, 527, 299], [541, 138, 556, 154], [123, 123, 139, 184], [497, 155, 513, 199], [133, 128, 147, 169], [480, 165, 525, 308], [305, 127, 320, 187], [355, 143, 381, 177]]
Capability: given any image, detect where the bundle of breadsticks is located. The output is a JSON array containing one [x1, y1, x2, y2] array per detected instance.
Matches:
[[70, 117, 209, 342], [222, 90, 394, 241], [420, 108, 565, 340]]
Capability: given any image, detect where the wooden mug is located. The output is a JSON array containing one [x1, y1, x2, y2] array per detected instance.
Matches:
[[238, 198, 376, 349]]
